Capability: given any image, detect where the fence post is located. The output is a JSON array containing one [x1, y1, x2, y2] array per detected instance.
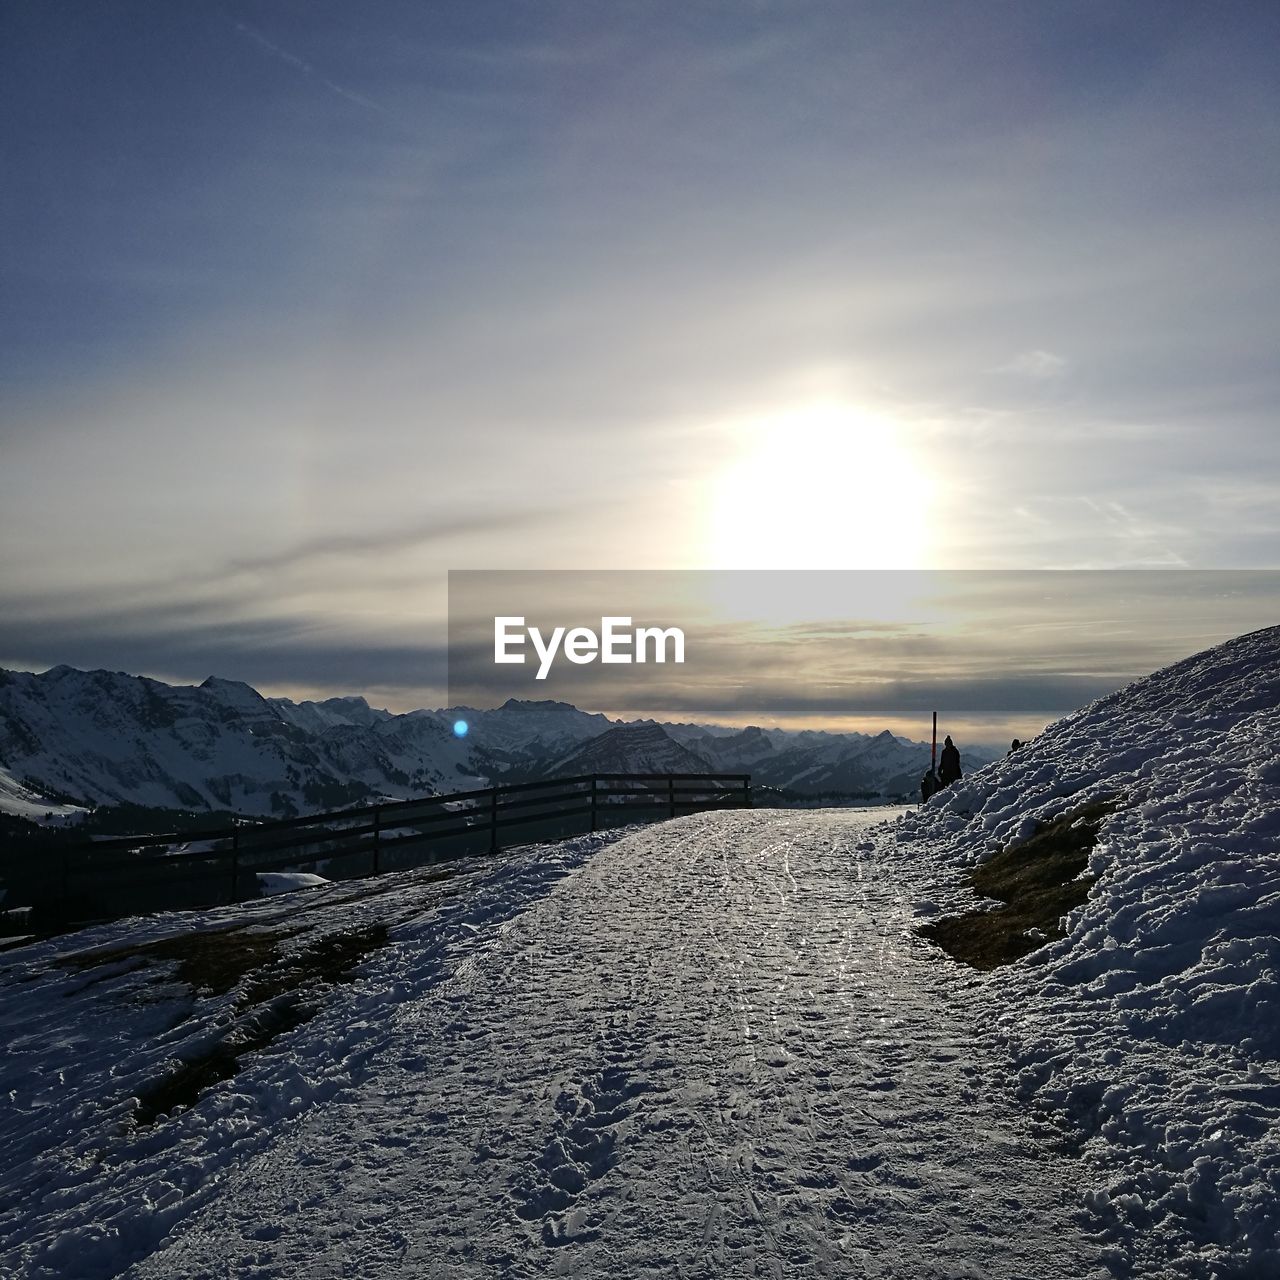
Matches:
[[60, 847, 70, 904], [590, 776, 599, 832], [372, 806, 381, 875], [230, 827, 240, 901], [668, 775, 676, 819], [744, 777, 752, 808], [489, 786, 499, 854]]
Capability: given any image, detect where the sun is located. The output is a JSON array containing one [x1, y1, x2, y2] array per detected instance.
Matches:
[[705, 403, 935, 570]]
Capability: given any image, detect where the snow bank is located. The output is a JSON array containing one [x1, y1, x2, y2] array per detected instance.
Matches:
[[897, 624, 1280, 1277], [256, 871, 330, 896], [0, 832, 619, 1279]]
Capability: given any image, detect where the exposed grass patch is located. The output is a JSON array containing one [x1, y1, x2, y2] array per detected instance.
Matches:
[[238, 923, 389, 1008], [133, 922, 389, 1125], [60, 920, 389, 1125], [921, 796, 1120, 970], [132, 998, 314, 1128], [60, 925, 283, 997]]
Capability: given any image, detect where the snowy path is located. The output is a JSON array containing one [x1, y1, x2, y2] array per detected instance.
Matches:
[[115, 808, 1100, 1280]]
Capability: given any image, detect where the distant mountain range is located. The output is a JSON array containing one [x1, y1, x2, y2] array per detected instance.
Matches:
[[549, 723, 714, 777], [0, 665, 996, 822]]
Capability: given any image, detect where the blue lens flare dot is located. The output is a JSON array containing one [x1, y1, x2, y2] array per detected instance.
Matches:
[[453, 719, 469, 738]]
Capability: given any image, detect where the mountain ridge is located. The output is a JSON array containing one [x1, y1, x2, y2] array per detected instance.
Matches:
[[0, 664, 994, 821]]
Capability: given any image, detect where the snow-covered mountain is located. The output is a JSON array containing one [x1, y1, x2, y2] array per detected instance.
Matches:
[[0, 763, 88, 822], [548, 724, 714, 777], [753, 728, 929, 795], [681, 724, 778, 770], [270, 694, 395, 734], [0, 667, 482, 818], [673, 723, 995, 797], [440, 699, 613, 758], [0, 664, 990, 821], [0, 671, 637, 820]]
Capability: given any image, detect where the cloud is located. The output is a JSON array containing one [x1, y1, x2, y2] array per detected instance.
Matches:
[[995, 350, 1069, 379], [588, 674, 1125, 720], [445, 570, 1280, 726], [230, 19, 386, 116], [6, 569, 1278, 732], [0, 504, 571, 624], [0, 607, 449, 706], [205, 508, 561, 588], [5, 0, 1280, 698]]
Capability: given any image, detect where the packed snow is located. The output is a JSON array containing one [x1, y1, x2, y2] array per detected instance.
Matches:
[[3, 624, 1278, 1278], [1, 810, 1108, 1279]]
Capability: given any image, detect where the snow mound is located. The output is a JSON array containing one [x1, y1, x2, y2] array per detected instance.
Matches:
[[256, 871, 330, 897], [898, 624, 1280, 1277]]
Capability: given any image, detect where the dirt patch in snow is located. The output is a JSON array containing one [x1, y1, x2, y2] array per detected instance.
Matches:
[[133, 922, 389, 1126], [60, 924, 281, 996], [60, 921, 390, 1125], [920, 797, 1120, 969]]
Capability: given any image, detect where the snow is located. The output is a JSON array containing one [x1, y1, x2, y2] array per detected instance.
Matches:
[[0, 665, 990, 819], [0, 764, 87, 821], [549, 722, 715, 775], [896, 622, 1280, 1277], [255, 871, 330, 896], [0, 834, 612, 1278], [1, 809, 1107, 1279], [0, 666, 482, 817], [3, 624, 1279, 1276]]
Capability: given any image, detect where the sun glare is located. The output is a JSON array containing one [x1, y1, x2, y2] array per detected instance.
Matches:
[[706, 404, 935, 570]]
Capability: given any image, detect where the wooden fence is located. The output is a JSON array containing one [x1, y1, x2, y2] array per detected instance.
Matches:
[[0, 772, 751, 923]]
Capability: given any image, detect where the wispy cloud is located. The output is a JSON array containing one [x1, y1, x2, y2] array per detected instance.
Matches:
[[995, 350, 1070, 379], [4, 1, 1280, 709], [0, 607, 450, 704], [231, 19, 386, 116], [0, 505, 579, 625]]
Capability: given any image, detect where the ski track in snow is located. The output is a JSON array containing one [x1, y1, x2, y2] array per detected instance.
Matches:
[[0, 808, 1105, 1279]]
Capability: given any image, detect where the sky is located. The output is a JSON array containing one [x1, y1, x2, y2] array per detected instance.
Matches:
[[2, 1, 1278, 730], [446, 569, 1280, 742]]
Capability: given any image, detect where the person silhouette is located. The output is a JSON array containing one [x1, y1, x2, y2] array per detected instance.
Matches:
[[938, 735, 962, 788], [920, 768, 940, 804]]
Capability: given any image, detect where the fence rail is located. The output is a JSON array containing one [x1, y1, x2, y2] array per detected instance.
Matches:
[[0, 772, 751, 923]]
